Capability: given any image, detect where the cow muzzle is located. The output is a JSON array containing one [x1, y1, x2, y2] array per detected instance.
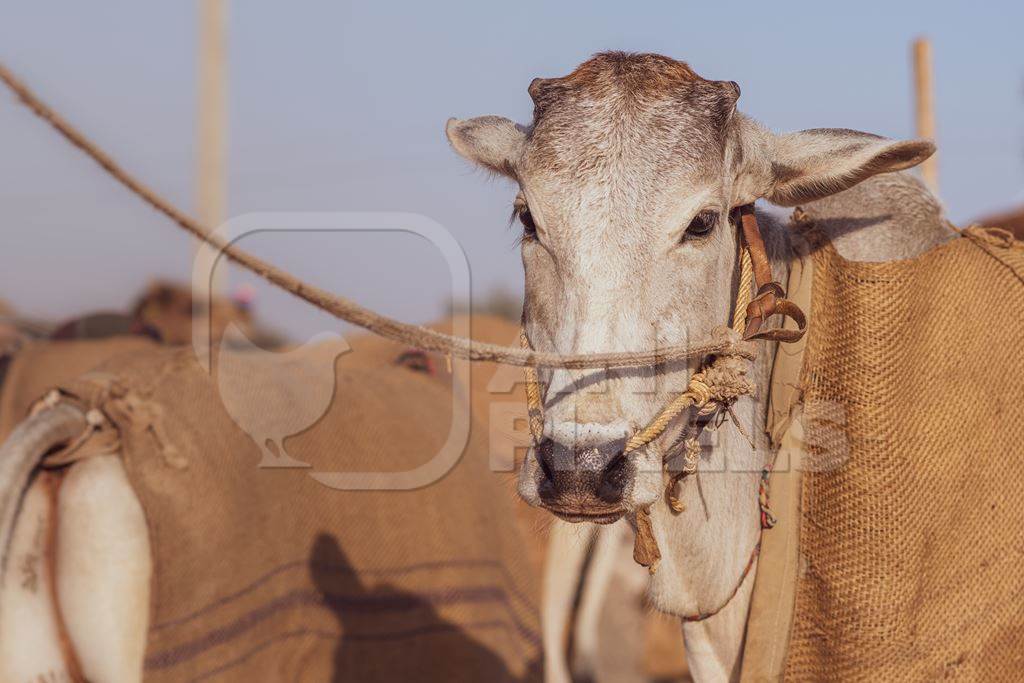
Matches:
[[531, 436, 630, 524]]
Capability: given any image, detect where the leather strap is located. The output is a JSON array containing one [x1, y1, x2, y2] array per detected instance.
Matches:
[[738, 205, 807, 343]]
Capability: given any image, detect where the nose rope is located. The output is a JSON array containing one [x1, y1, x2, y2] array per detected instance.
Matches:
[[732, 248, 755, 330], [520, 329, 545, 444]]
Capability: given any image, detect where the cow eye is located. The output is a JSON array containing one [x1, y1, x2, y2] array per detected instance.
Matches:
[[517, 206, 537, 239], [684, 211, 718, 239]]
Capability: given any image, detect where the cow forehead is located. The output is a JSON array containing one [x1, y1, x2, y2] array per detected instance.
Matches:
[[520, 53, 733, 190]]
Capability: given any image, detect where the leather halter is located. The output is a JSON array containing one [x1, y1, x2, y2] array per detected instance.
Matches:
[[737, 204, 806, 342]]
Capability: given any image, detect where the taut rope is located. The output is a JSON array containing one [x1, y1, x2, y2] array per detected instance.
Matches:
[[1, 61, 801, 619], [0, 62, 749, 371]]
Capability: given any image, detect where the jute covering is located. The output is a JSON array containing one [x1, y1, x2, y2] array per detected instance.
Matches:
[[4, 316, 689, 680], [781, 226, 1024, 679], [0, 336, 154, 440], [343, 315, 547, 575], [41, 328, 542, 682]]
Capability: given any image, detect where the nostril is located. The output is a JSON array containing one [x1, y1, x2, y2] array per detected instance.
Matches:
[[603, 452, 627, 482], [597, 449, 629, 503], [536, 439, 556, 482]]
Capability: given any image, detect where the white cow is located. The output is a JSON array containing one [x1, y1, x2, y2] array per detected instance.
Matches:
[[0, 51, 954, 683], [447, 51, 950, 682]]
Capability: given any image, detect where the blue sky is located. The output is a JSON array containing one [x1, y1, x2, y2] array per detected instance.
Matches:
[[1, 1, 1021, 337]]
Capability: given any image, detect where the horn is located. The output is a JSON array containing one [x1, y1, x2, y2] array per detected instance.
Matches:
[[528, 77, 551, 105], [710, 79, 741, 106]]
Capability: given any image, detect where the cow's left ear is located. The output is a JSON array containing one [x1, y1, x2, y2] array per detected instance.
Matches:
[[731, 117, 936, 207], [764, 128, 935, 206], [446, 116, 527, 179]]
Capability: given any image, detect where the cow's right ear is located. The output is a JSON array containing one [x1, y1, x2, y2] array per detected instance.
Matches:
[[445, 116, 527, 179]]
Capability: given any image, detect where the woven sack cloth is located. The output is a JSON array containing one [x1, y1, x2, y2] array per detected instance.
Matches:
[[752, 225, 1024, 680], [0, 336, 155, 440], [38, 331, 542, 682]]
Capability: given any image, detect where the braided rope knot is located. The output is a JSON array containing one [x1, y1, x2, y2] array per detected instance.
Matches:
[[702, 353, 757, 404], [701, 326, 757, 404], [622, 328, 756, 456], [686, 374, 713, 407], [667, 437, 704, 513]]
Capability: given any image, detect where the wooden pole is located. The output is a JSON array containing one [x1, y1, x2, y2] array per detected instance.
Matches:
[[912, 37, 938, 194], [196, 0, 228, 294]]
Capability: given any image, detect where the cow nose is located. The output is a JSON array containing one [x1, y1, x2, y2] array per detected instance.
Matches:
[[535, 436, 629, 506]]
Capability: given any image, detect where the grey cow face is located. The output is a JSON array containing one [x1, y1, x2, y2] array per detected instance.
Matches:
[[447, 52, 933, 520]]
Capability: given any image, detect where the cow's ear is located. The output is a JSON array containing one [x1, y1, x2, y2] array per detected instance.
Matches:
[[764, 128, 935, 206], [446, 116, 527, 179]]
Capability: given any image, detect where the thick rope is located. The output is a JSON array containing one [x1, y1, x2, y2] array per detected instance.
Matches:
[[0, 62, 749, 371], [621, 337, 755, 456], [520, 330, 545, 442], [732, 247, 755, 330], [1, 60, 779, 600], [666, 434, 702, 513]]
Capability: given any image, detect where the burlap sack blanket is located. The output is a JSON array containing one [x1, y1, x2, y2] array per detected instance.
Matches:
[[746, 226, 1024, 680], [342, 315, 547, 575], [0, 336, 154, 440], [3, 317, 690, 680], [42, 337, 542, 682]]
